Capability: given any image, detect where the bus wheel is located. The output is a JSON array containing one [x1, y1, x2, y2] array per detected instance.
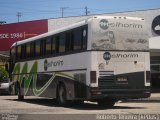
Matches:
[[57, 84, 67, 106], [97, 98, 116, 108], [18, 86, 24, 101]]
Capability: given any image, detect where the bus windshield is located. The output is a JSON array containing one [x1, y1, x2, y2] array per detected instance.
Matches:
[[91, 17, 149, 51]]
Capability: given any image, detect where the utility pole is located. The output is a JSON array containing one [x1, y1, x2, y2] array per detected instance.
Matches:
[[85, 6, 90, 16], [60, 7, 68, 18], [17, 12, 22, 22]]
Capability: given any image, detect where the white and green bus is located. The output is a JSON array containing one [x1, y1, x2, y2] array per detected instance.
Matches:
[[10, 16, 150, 107]]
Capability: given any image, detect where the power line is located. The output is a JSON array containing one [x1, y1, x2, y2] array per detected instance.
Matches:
[[0, 7, 91, 19]]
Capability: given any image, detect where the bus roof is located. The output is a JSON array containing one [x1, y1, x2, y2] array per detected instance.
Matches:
[[11, 19, 88, 47], [11, 15, 145, 47]]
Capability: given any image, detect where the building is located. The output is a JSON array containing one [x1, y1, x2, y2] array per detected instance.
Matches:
[[0, 20, 48, 68], [0, 8, 160, 92]]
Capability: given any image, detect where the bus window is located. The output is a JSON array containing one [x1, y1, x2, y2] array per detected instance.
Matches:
[[82, 26, 87, 50], [73, 28, 81, 50], [26, 43, 30, 58], [52, 36, 56, 54], [35, 40, 40, 57], [46, 37, 52, 55], [11, 47, 15, 55], [40, 39, 46, 56], [11, 47, 16, 56], [11, 47, 16, 63], [17, 45, 21, 60], [65, 31, 74, 52], [59, 33, 65, 53], [52, 36, 59, 54], [30, 42, 35, 58], [21, 44, 26, 59]]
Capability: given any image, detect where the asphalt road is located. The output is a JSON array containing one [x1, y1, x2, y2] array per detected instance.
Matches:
[[0, 95, 160, 120]]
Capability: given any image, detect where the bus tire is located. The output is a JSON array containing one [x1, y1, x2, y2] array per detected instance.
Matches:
[[97, 98, 116, 108], [57, 83, 67, 106]]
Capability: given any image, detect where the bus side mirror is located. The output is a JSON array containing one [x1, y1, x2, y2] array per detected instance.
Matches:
[[5, 64, 9, 72]]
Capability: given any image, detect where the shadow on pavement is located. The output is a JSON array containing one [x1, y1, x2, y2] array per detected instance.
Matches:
[[5, 97, 146, 110], [122, 100, 160, 103]]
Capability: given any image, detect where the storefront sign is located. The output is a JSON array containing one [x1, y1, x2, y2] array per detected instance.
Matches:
[[0, 20, 48, 51]]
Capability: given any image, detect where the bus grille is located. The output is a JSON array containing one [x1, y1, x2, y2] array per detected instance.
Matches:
[[98, 71, 115, 88]]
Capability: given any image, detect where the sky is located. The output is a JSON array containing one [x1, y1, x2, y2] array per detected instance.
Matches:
[[0, 0, 160, 24]]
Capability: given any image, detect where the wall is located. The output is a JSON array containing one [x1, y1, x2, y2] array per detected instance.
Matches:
[[48, 8, 160, 38]]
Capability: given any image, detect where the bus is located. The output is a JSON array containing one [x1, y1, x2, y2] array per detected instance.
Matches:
[[10, 16, 150, 107]]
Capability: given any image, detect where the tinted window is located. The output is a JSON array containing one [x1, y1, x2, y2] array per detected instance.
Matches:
[[15, 25, 88, 60], [21, 44, 26, 59], [46, 37, 52, 55], [73, 28, 82, 50], [35, 40, 40, 57], [59, 33, 65, 53], [11, 47, 16, 62], [82, 26, 87, 49], [17, 46, 21, 60], [11, 47, 16, 55], [30, 42, 35, 58], [65, 31, 74, 52], [40, 39, 46, 56], [52, 35, 59, 54], [26, 43, 31, 58]]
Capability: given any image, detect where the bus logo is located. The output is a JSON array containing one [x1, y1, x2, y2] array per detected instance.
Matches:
[[152, 15, 160, 35], [99, 19, 109, 30], [103, 52, 111, 61], [44, 59, 64, 71]]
